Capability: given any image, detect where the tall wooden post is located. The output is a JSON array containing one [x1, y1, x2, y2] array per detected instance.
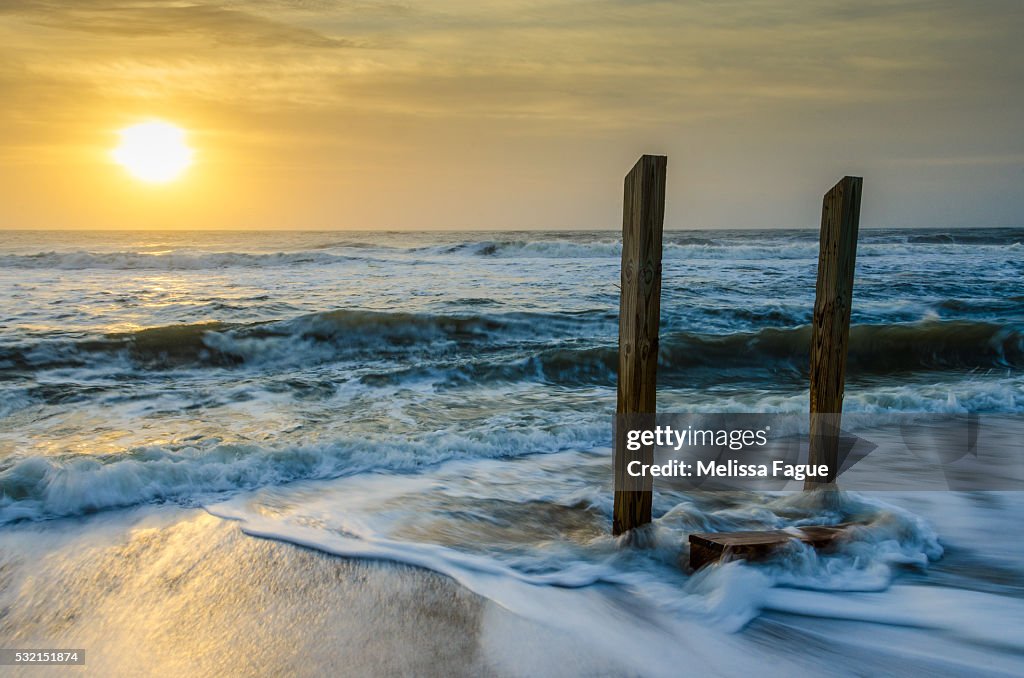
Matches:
[[806, 176, 862, 489], [613, 155, 666, 534]]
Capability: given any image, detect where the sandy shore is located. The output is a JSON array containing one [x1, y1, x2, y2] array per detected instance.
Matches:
[[0, 507, 635, 678]]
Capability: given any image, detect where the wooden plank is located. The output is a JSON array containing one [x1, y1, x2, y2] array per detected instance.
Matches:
[[613, 154, 667, 536], [688, 524, 853, 570], [807, 176, 862, 489]]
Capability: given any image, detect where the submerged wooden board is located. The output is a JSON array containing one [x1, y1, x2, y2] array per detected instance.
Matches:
[[688, 524, 853, 570]]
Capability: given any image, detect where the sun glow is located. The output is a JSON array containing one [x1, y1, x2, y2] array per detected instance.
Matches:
[[112, 121, 193, 183]]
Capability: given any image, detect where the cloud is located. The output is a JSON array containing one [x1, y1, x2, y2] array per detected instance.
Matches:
[[1, 0, 358, 48]]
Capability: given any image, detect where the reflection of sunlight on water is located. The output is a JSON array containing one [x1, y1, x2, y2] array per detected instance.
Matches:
[[66, 428, 147, 457]]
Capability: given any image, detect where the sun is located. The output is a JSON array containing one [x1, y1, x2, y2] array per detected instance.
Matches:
[[112, 121, 194, 183]]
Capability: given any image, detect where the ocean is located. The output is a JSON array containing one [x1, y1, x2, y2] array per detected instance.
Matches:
[[1, 228, 1022, 676]]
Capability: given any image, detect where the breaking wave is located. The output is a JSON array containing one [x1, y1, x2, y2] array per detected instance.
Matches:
[[3, 310, 1020, 381], [0, 424, 607, 525]]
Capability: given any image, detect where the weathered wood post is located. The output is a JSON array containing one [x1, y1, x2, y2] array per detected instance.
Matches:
[[806, 176, 862, 490], [613, 154, 666, 535]]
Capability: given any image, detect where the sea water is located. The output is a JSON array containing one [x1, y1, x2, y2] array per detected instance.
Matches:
[[1, 229, 1022, 675]]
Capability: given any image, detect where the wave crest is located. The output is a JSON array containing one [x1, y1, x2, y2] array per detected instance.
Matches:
[[3, 312, 1020, 382]]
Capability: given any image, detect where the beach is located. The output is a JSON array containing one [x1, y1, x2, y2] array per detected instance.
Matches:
[[3, 489, 1023, 677]]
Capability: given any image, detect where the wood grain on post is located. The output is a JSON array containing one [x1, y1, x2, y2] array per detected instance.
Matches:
[[613, 155, 666, 535], [807, 176, 862, 489]]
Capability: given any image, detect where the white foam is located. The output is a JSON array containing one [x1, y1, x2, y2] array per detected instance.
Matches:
[[0, 428, 608, 525], [202, 462, 1024, 675]]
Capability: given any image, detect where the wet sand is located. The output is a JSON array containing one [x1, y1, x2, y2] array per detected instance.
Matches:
[[0, 507, 635, 678], [1, 509, 486, 677]]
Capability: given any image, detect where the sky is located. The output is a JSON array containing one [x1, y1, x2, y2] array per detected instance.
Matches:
[[1, 0, 1022, 230]]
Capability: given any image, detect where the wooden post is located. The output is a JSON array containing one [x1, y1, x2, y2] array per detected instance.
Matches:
[[613, 155, 666, 534], [806, 176, 862, 489]]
